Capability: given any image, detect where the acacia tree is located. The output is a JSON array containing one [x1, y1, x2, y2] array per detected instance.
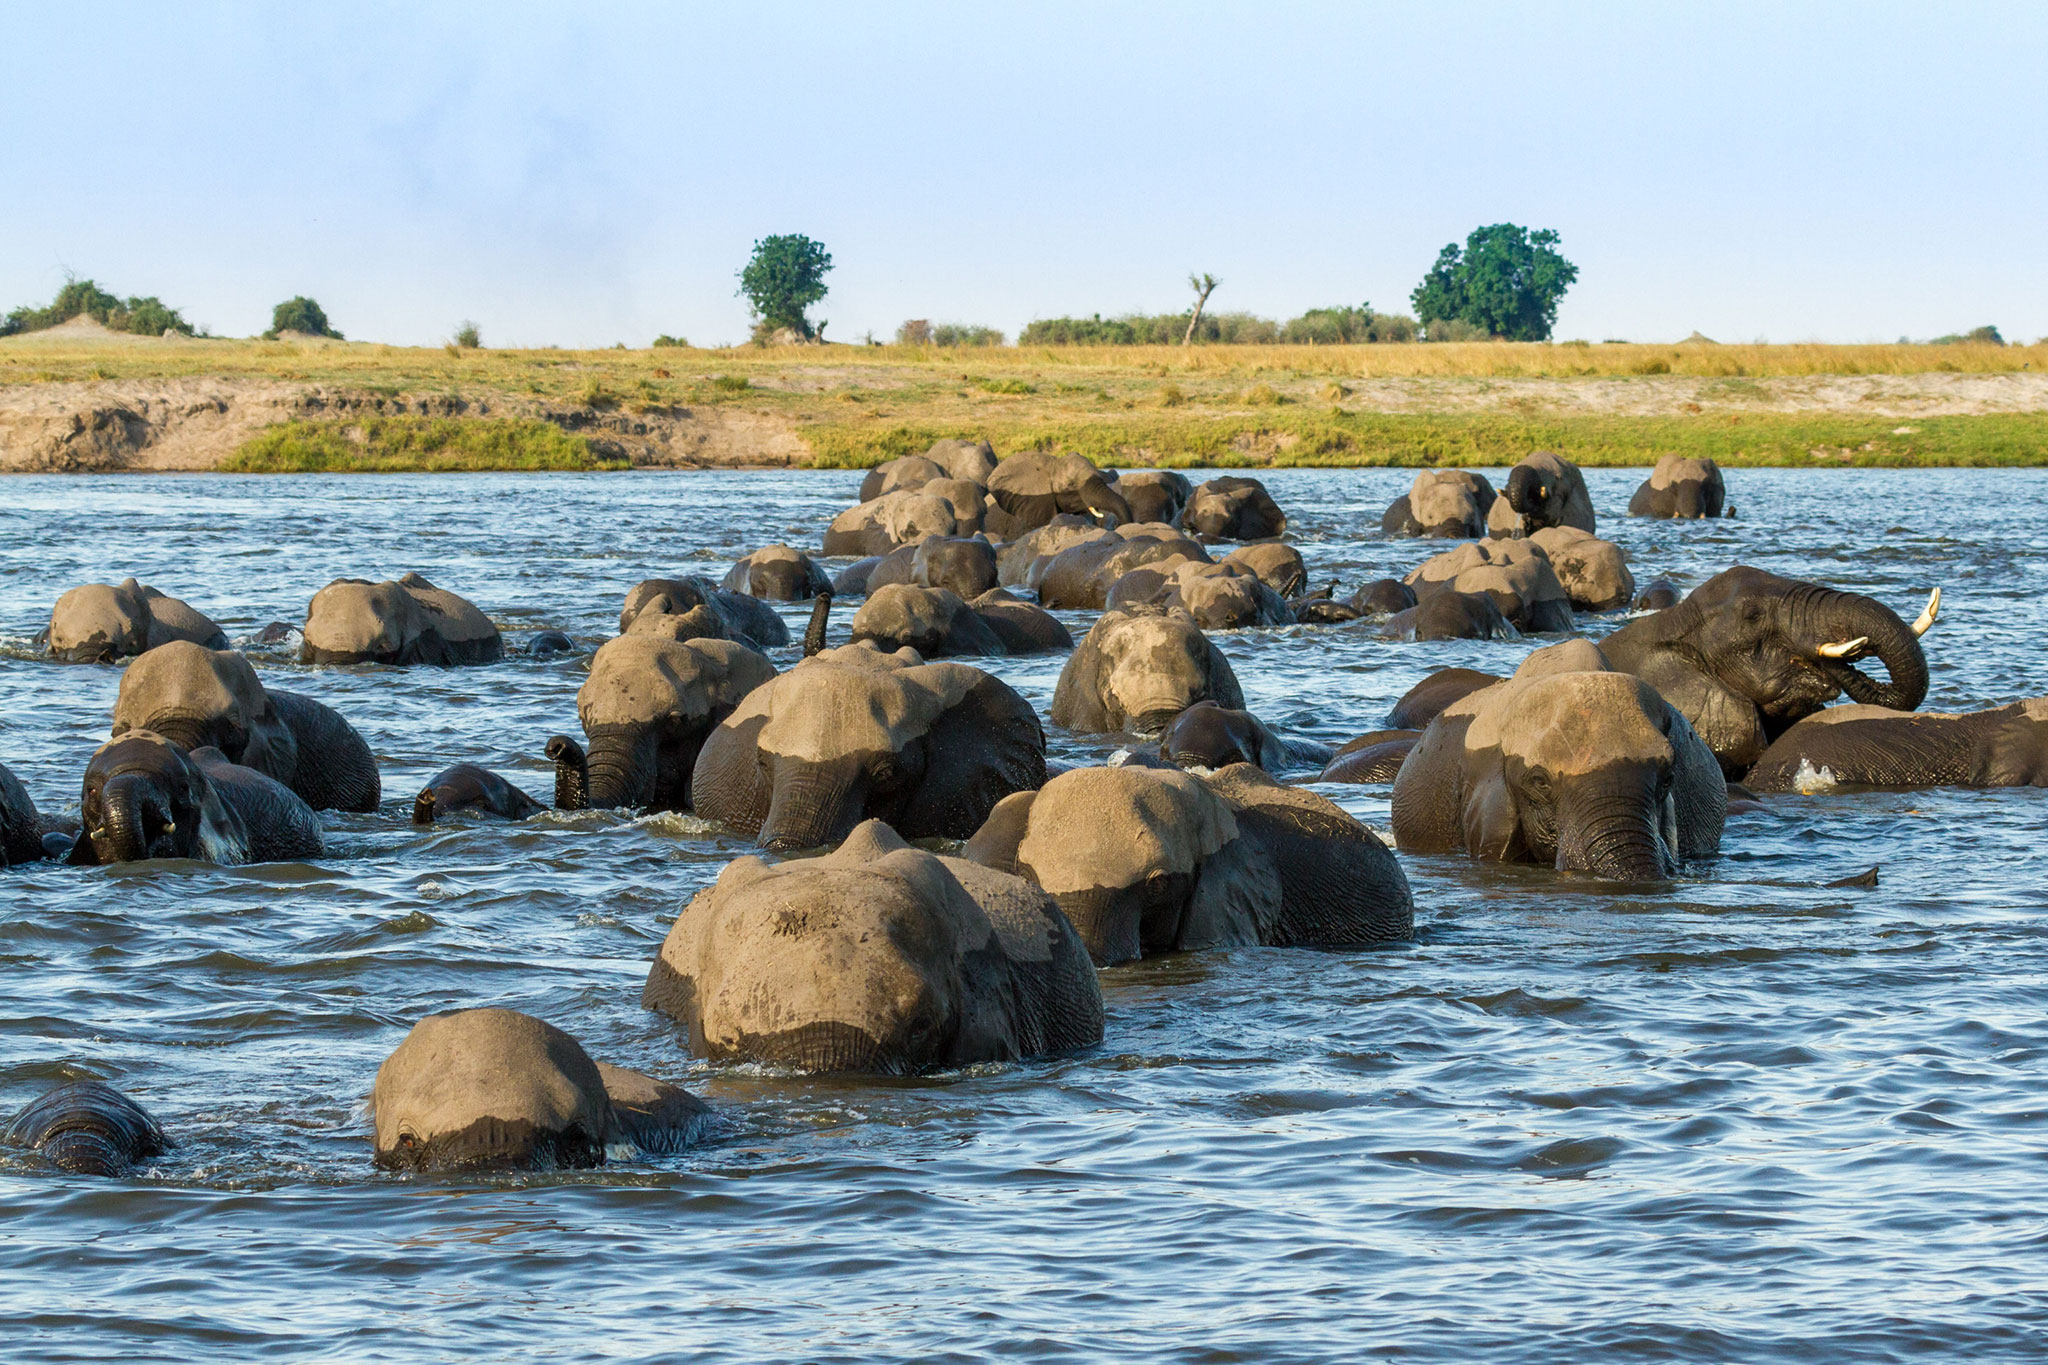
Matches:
[[1182, 273, 1218, 345], [738, 234, 833, 341], [1410, 224, 1578, 341]]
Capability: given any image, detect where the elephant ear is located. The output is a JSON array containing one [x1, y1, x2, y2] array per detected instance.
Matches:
[[241, 710, 298, 784], [690, 707, 774, 836], [896, 674, 1047, 840], [190, 770, 251, 866], [1635, 652, 1762, 776], [1663, 705, 1727, 858], [962, 790, 1038, 875]]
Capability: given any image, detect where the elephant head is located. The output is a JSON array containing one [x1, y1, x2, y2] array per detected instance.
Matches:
[[1391, 653, 1726, 881], [2, 1081, 170, 1177], [301, 573, 501, 665], [1115, 470, 1192, 526], [690, 643, 1046, 851], [641, 819, 1102, 1073], [67, 732, 248, 866], [372, 1008, 705, 1171], [1495, 451, 1594, 535], [1158, 700, 1285, 771], [720, 545, 832, 602], [1629, 455, 1726, 518], [47, 578, 228, 663], [984, 452, 1131, 537], [965, 763, 1412, 965], [547, 635, 776, 812], [1049, 605, 1245, 734], [1182, 476, 1286, 541], [1382, 470, 1496, 539], [1600, 566, 1938, 776], [111, 641, 298, 781], [618, 576, 789, 650]]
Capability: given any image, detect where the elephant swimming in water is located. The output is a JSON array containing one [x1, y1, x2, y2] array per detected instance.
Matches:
[[1381, 469, 1497, 539], [46, 578, 228, 663], [642, 819, 1103, 1073], [1391, 644, 1726, 881], [965, 762, 1413, 966], [2, 762, 73, 866], [691, 643, 1045, 851], [301, 573, 502, 666], [1488, 450, 1595, 538], [1600, 567, 1939, 777], [1629, 454, 1727, 519], [112, 641, 380, 813], [372, 1008, 706, 1171], [1181, 476, 1286, 541], [2, 1081, 170, 1176], [1744, 697, 2048, 792], [618, 576, 790, 650], [67, 732, 323, 866], [412, 763, 546, 824], [1050, 605, 1244, 735]]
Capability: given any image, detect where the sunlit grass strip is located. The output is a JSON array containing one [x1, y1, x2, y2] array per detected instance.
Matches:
[[226, 417, 620, 472]]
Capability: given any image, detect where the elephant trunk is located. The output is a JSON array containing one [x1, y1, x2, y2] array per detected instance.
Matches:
[[803, 593, 832, 657], [581, 730, 654, 810], [759, 756, 867, 853], [545, 735, 589, 810], [1808, 591, 1929, 713], [96, 772, 162, 864], [1554, 766, 1675, 881]]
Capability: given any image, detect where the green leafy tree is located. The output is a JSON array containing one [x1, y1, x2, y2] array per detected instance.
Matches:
[[738, 234, 833, 341], [265, 296, 342, 339], [1, 276, 194, 337], [1410, 224, 1578, 341]]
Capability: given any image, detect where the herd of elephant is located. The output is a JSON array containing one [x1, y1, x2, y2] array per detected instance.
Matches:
[[6, 439, 2039, 1179]]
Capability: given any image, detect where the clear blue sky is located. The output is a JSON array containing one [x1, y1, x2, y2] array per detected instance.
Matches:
[[5, 2, 2042, 347]]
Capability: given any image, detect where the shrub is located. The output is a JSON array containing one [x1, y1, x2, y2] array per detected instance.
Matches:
[[974, 376, 1034, 394], [0, 276, 195, 337], [1280, 305, 1420, 344], [933, 323, 1005, 347], [452, 320, 481, 349], [1241, 382, 1284, 405], [1423, 317, 1494, 342], [228, 417, 618, 472], [712, 375, 751, 392], [896, 319, 933, 346], [653, 334, 689, 348], [1927, 325, 2005, 346], [1156, 382, 1188, 407], [265, 296, 341, 340]]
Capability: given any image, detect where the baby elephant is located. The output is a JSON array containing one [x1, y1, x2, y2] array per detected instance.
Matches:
[[373, 1008, 706, 1171], [68, 733, 323, 866], [965, 763, 1414, 966], [643, 820, 1103, 1073], [2, 1081, 170, 1176], [1391, 653, 1725, 880], [412, 764, 546, 824]]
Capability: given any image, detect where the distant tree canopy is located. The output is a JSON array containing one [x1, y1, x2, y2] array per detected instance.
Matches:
[[0, 276, 195, 338], [1279, 305, 1417, 344], [1411, 224, 1578, 342], [1017, 306, 1418, 346], [1925, 325, 2005, 346], [739, 234, 833, 341], [265, 296, 341, 340], [896, 319, 1005, 346]]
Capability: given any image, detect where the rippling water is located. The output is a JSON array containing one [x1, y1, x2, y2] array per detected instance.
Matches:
[[3, 468, 2046, 1362]]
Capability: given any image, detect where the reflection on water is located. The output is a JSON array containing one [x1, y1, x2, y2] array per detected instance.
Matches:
[[2, 468, 2047, 1362]]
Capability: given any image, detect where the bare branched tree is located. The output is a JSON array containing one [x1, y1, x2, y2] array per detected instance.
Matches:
[[1182, 273, 1219, 346]]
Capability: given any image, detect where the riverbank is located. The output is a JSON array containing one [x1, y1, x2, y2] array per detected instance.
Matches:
[[3, 335, 2044, 471]]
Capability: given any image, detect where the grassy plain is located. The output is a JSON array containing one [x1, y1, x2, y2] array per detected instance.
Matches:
[[4, 333, 2045, 470]]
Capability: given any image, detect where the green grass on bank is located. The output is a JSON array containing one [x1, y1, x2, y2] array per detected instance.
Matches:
[[806, 410, 2048, 470], [226, 417, 623, 472]]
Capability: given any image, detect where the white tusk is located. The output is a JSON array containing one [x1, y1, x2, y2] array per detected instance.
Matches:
[[1910, 587, 1940, 637], [1817, 636, 1869, 659]]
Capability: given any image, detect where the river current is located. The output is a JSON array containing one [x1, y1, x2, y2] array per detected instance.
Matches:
[[2, 467, 2045, 1363]]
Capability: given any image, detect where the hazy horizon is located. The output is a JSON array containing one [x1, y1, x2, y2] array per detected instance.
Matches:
[[5, 2, 2042, 349]]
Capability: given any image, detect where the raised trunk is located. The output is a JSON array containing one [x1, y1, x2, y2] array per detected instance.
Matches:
[[545, 736, 589, 810], [1809, 591, 1929, 712], [758, 756, 866, 853], [803, 593, 832, 657]]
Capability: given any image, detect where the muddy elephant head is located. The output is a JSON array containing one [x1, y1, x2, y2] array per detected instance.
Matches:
[[1158, 700, 1285, 771], [47, 579, 228, 663], [372, 1008, 705, 1171], [1599, 566, 1938, 776], [1382, 470, 1496, 539], [720, 545, 832, 602], [690, 643, 1046, 851], [1182, 476, 1286, 541], [1115, 469, 1192, 526], [642, 820, 1102, 1073], [112, 641, 298, 778], [1630, 455, 1726, 519], [1493, 451, 1594, 536], [301, 573, 502, 666], [983, 452, 1131, 537], [1049, 605, 1244, 734], [1391, 651, 1726, 880], [67, 732, 248, 866], [547, 635, 776, 812], [965, 764, 1412, 965], [618, 576, 790, 650]]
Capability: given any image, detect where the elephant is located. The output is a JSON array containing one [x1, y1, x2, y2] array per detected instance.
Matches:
[[690, 643, 1047, 851], [412, 763, 546, 824], [1528, 526, 1636, 612], [858, 439, 998, 500], [721, 545, 832, 601], [964, 762, 1413, 966], [1381, 470, 1497, 539], [1351, 578, 1419, 617], [1385, 667, 1502, 729], [996, 514, 1113, 586], [850, 585, 1009, 657], [2, 1081, 169, 1176], [857, 455, 949, 502], [1221, 542, 1307, 597], [1156, 700, 1331, 774], [1182, 476, 1287, 541], [858, 535, 999, 600], [372, 1008, 706, 1171], [619, 577, 790, 650], [642, 819, 1103, 1074], [1050, 605, 1245, 734], [1633, 578, 1681, 611], [823, 486, 978, 556], [1488, 451, 1595, 538], [1391, 646, 1726, 880], [1115, 469, 1193, 525], [1289, 586, 1364, 625], [831, 556, 885, 597], [982, 451, 1131, 538], [527, 630, 577, 657], [67, 732, 323, 866], [1382, 589, 1519, 642], [1318, 730, 1423, 783], [964, 588, 1073, 654], [1031, 529, 1213, 610], [301, 573, 501, 665], [546, 634, 776, 812], [47, 578, 227, 663], [2, 761, 72, 866], [111, 641, 380, 812], [1107, 560, 1295, 630], [1744, 697, 2048, 792], [1630, 454, 1727, 518], [1405, 539, 1575, 634], [1599, 567, 1938, 777]]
